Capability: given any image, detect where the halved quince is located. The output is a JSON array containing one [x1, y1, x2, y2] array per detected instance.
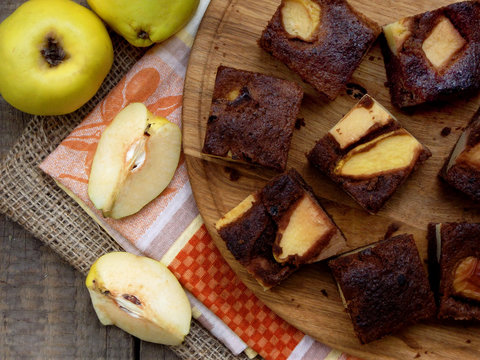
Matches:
[[88, 103, 181, 219], [85, 252, 191, 345], [335, 130, 422, 178], [281, 0, 321, 42]]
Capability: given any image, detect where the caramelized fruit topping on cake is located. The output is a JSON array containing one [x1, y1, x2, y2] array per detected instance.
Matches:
[[281, 0, 321, 42], [421, 16, 466, 70], [453, 256, 480, 302], [334, 130, 422, 178]]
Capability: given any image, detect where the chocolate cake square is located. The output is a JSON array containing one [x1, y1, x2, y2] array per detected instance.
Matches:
[[215, 169, 346, 289], [307, 94, 431, 213], [329, 234, 436, 344], [202, 66, 303, 171], [259, 0, 380, 100], [428, 222, 480, 321], [382, 1, 480, 108], [440, 109, 480, 201]]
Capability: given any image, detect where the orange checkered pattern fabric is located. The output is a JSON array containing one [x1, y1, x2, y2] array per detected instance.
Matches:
[[169, 224, 304, 360]]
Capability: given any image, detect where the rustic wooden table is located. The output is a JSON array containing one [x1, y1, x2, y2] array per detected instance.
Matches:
[[0, 1, 179, 359]]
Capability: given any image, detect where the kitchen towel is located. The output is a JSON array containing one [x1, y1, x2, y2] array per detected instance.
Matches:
[[39, 1, 355, 359]]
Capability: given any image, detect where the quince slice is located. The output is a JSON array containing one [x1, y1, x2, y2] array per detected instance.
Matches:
[[383, 18, 412, 55], [453, 256, 480, 302], [227, 88, 241, 101], [216, 194, 256, 230], [273, 193, 341, 264], [329, 95, 393, 149], [445, 123, 480, 172], [422, 17, 466, 70], [88, 103, 181, 219], [281, 0, 321, 42], [457, 143, 480, 170], [335, 130, 422, 178]]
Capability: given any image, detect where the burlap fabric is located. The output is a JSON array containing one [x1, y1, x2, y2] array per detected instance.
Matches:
[[0, 33, 249, 360]]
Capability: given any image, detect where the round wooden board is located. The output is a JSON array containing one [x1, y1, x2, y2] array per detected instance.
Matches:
[[183, 0, 480, 359]]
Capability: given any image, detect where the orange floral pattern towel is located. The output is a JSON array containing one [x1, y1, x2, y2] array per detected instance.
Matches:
[[40, 1, 355, 359]]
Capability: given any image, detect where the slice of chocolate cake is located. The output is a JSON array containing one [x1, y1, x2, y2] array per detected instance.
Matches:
[[428, 222, 480, 321], [259, 0, 380, 100], [441, 109, 480, 201], [329, 234, 436, 344], [216, 169, 346, 289], [202, 66, 303, 171], [307, 94, 431, 213], [382, 1, 480, 108]]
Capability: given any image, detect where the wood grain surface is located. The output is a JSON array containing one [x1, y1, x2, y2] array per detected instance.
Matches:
[[0, 1, 178, 359], [183, 0, 480, 359]]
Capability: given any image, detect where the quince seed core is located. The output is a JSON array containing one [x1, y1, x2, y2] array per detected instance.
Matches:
[[41, 35, 68, 67], [123, 294, 142, 306], [137, 30, 150, 40]]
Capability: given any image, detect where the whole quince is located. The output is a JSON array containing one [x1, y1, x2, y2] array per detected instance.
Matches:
[[87, 0, 199, 47], [0, 0, 113, 115]]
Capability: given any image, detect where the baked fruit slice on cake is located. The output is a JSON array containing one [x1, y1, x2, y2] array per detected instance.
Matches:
[[382, 1, 480, 108], [202, 66, 303, 171], [307, 94, 431, 213], [329, 234, 436, 344], [428, 222, 480, 321], [259, 0, 380, 100], [440, 109, 480, 201], [215, 169, 346, 289]]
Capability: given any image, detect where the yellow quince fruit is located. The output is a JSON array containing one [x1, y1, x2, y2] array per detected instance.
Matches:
[[87, 0, 200, 47]]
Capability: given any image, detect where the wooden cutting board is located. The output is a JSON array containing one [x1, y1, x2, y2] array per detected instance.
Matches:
[[182, 0, 480, 358]]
